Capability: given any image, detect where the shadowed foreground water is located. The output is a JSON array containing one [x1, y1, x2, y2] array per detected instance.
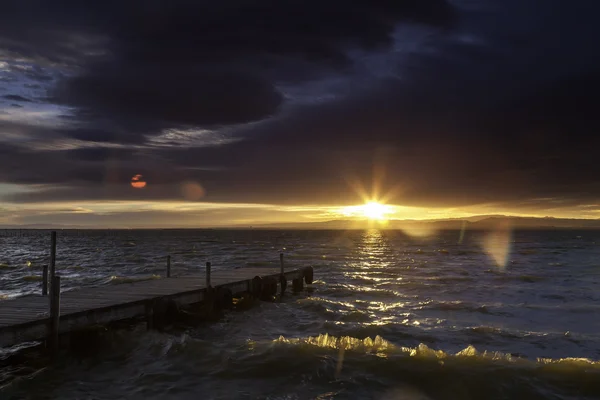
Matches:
[[1, 229, 600, 399]]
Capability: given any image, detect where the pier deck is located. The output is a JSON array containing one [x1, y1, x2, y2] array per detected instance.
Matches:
[[0, 266, 312, 348]]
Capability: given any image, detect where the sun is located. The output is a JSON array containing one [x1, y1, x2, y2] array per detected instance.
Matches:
[[361, 202, 390, 220], [340, 201, 394, 221]]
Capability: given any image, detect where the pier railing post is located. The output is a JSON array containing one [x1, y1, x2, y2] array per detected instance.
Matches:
[[42, 265, 48, 296], [49, 275, 61, 353], [166, 255, 171, 278], [49, 231, 56, 299], [206, 262, 211, 288]]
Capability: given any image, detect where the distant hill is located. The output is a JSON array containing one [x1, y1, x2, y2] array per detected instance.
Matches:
[[0, 223, 86, 230], [251, 216, 600, 230], [2, 216, 599, 230]]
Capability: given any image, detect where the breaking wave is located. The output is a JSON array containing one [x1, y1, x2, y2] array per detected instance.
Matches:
[[273, 333, 600, 371]]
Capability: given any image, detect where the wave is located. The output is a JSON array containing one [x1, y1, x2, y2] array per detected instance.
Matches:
[[420, 275, 474, 283], [416, 300, 511, 316], [518, 249, 538, 255], [540, 294, 567, 301], [66, 265, 86, 270], [465, 326, 522, 340], [322, 284, 405, 299], [273, 333, 600, 370], [21, 275, 43, 282], [287, 253, 327, 260], [338, 311, 372, 323], [3, 329, 599, 399], [456, 250, 482, 255], [244, 261, 274, 267], [493, 274, 546, 283], [296, 297, 356, 313], [523, 303, 600, 313]]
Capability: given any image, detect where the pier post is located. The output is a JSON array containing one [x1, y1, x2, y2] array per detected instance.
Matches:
[[49, 275, 61, 353], [166, 255, 171, 278], [279, 253, 287, 295], [292, 278, 304, 292], [42, 265, 48, 296], [49, 231, 56, 293], [304, 266, 314, 284], [206, 262, 211, 288]]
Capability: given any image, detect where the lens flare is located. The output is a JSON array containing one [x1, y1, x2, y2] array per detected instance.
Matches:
[[130, 174, 147, 189], [181, 181, 206, 201], [482, 220, 512, 271]]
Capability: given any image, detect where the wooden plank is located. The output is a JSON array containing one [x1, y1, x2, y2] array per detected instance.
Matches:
[[0, 317, 42, 323]]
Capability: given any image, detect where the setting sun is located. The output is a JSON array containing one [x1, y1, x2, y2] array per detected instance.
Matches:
[[341, 201, 394, 220], [362, 202, 390, 220]]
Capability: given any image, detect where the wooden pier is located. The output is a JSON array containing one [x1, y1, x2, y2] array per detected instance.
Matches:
[[0, 249, 313, 349]]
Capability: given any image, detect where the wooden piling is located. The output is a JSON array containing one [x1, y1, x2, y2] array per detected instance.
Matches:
[[206, 262, 212, 288], [49, 231, 57, 291], [260, 277, 278, 301], [49, 275, 61, 353], [204, 262, 215, 318], [304, 266, 314, 284], [42, 265, 48, 296], [293, 278, 304, 292], [279, 253, 286, 295], [166, 255, 171, 278]]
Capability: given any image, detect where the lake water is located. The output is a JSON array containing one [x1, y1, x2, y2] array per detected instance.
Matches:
[[1, 228, 599, 399]]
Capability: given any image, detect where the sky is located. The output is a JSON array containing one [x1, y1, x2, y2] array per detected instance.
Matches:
[[0, 0, 599, 227]]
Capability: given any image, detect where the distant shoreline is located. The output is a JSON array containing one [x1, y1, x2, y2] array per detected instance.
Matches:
[[1, 214, 600, 231]]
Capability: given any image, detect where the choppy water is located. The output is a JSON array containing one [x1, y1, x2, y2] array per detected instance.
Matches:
[[1, 228, 600, 399]]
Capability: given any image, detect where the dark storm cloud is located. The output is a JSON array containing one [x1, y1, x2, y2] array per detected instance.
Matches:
[[1, 0, 453, 63], [61, 127, 148, 145], [145, 0, 600, 208], [3, 94, 32, 102], [2, 0, 600, 212], [2, 0, 455, 145], [52, 66, 283, 127], [0, 143, 161, 186], [63, 147, 135, 162]]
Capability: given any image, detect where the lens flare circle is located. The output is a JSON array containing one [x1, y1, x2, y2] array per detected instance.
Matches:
[[131, 174, 147, 189]]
